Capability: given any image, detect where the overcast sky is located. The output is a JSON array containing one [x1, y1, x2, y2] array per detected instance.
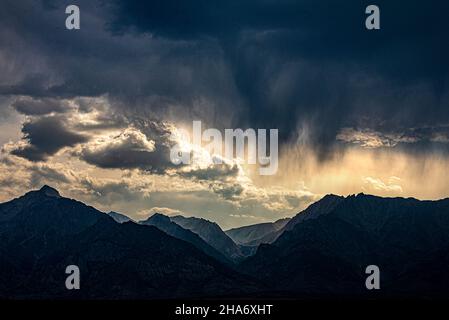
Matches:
[[0, 0, 448, 228]]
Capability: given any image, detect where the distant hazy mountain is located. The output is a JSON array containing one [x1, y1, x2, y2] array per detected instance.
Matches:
[[225, 218, 290, 245], [0, 186, 259, 299], [140, 213, 231, 265], [170, 215, 244, 261], [107, 211, 133, 223], [242, 193, 449, 298], [242, 195, 344, 246]]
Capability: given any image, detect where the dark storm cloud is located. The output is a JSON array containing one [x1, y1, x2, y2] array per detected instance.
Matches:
[[0, 0, 448, 159], [12, 97, 70, 115], [11, 116, 88, 161], [109, 0, 449, 151], [110, 0, 449, 78], [0, 0, 243, 134], [80, 141, 175, 173], [0, 75, 52, 98], [78, 121, 181, 173]]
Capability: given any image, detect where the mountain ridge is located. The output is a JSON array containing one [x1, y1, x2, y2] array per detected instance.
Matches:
[[3, 186, 449, 298], [0, 186, 260, 299], [170, 215, 245, 261], [140, 213, 232, 265], [241, 193, 449, 297]]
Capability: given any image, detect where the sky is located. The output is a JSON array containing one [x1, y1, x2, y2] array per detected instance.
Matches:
[[0, 0, 448, 229]]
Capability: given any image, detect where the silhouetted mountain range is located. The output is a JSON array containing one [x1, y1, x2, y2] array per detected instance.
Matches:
[[241, 193, 449, 298], [237, 195, 345, 247], [0, 186, 259, 299], [2, 186, 449, 299]]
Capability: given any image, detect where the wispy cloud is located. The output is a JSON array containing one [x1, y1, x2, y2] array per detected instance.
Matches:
[[362, 176, 403, 194], [337, 126, 449, 148]]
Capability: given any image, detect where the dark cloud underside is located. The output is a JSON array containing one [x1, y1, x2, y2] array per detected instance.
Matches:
[[12, 97, 69, 115], [11, 116, 87, 161]]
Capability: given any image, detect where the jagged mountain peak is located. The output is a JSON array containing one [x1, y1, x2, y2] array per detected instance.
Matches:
[[38, 185, 61, 198], [145, 213, 171, 223], [20, 185, 62, 201], [236, 194, 346, 246], [0, 188, 255, 298]]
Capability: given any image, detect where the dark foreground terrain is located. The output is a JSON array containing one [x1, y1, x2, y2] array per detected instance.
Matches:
[[1, 186, 449, 299]]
